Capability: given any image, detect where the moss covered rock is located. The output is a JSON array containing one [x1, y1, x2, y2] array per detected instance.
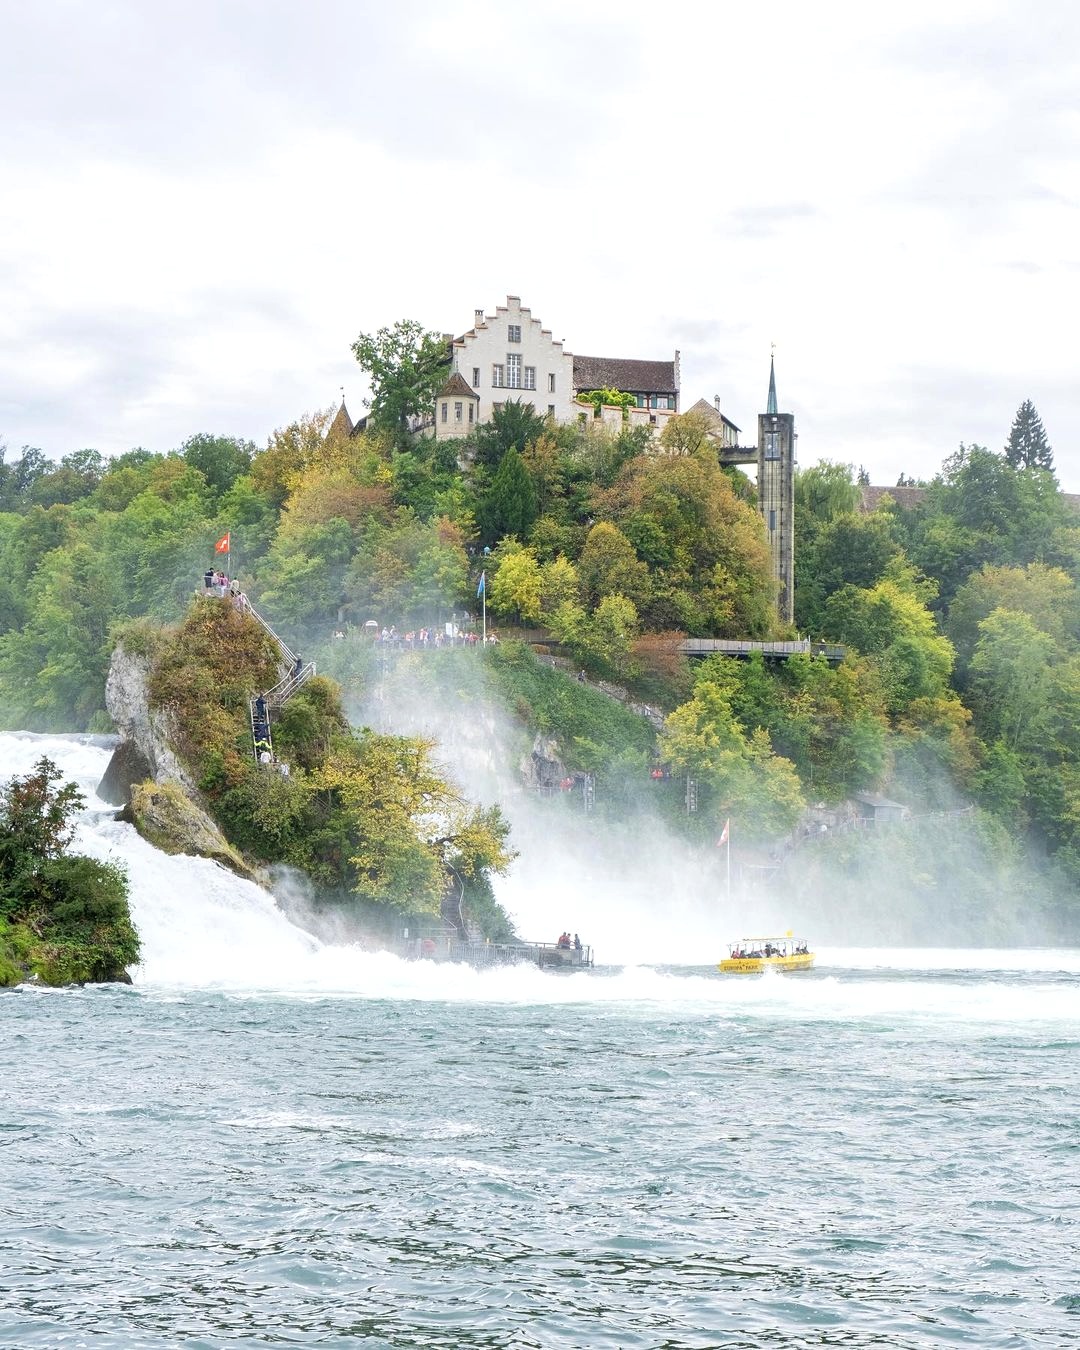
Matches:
[[128, 781, 258, 882]]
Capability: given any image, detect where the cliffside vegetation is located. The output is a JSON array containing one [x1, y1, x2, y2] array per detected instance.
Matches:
[[136, 599, 514, 937], [0, 757, 139, 985], [1, 371, 1077, 932]]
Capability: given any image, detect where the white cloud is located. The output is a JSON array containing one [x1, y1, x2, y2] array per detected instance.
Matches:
[[1, 0, 1077, 487]]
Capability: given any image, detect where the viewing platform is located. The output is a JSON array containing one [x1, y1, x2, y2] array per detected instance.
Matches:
[[678, 638, 845, 664]]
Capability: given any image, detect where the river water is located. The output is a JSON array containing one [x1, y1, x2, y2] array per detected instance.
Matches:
[[2, 734, 1079, 1348]]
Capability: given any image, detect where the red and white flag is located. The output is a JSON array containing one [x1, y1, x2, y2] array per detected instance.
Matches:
[[214, 532, 231, 554], [717, 819, 730, 847]]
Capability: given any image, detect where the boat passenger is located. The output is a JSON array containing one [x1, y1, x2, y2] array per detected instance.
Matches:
[[573, 933, 582, 952]]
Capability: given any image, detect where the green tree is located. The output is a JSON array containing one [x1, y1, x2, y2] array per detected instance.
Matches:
[[0, 757, 139, 985], [594, 450, 775, 637], [539, 555, 580, 618], [659, 409, 713, 456], [576, 387, 636, 417], [0, 446, 47, 511], [350, 320, 448, 442], [1004, 399, 1053, 472], [823, 580, 955, 714], [968, 608, 1056, 753], [469, 399, 550, 471], [577, 522, 650, 609], [662, 680, 804, 839], [905, 444, 1067, 602], [30, 449, 106, 507], [181, 433, 256, 495], [490, 547, 542, 623], [947, 563, 1078, 674], [797, 511, 901, 633], [521, 432, 564, 516], [480, 447, 537, 543], [795, 462, 860, 536]]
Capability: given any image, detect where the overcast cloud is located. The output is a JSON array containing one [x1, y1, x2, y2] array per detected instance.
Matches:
[[2, 0, 1078, 488]]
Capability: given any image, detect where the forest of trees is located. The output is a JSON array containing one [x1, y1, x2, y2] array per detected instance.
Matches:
[[1, 335, 1076, 926]]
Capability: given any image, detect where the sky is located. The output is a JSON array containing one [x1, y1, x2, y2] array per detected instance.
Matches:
[[2, 0, 1078, 488]]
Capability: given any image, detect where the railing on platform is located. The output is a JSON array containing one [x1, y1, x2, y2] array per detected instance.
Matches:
[[407, 937, 594, 969]]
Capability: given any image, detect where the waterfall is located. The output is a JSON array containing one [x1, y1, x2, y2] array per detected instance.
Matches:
[[5, 733, 1077, 1018]]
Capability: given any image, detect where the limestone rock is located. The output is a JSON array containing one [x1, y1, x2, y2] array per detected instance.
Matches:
[[129, 781, 258, 882], [104, 644, 196, 794], [96, 739, 153, 807], [521, 732, 566, 790]]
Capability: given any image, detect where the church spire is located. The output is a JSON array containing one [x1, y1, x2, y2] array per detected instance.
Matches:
[[766, 349, 778, 414]]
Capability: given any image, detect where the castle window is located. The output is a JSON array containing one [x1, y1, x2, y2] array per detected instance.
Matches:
[[508, 324, 521, 343], [441, 402, 448, 423], [548, 405, 556, 417], [524, 366, 536, 391], [492, 364, 504, 388], [472, 367, 480, 387], [548, 373, 556, 393], [469, 403, 474, 423], [506, 353, 521, 389], [455, 402, 463, 422], [769, 508, 776, 532], [765, 432, 780, 460]]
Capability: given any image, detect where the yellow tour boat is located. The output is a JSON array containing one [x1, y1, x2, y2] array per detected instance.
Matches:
[[718, 935, 815, 974]]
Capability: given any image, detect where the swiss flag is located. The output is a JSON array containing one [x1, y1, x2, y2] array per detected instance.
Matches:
[[214, 532, 230, 554]]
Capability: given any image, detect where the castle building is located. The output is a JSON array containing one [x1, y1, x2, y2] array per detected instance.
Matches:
[[434, 296, 680, 440], [345, 294, 797, 624]]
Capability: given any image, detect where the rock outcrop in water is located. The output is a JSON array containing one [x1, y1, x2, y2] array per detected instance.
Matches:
[[104, 645, 197, 795], [100, 640, 255, 881], [124, 781, 256, 881]]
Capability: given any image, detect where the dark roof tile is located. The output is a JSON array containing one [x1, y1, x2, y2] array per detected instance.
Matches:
[[437, 372, 479, 399], [573, 354, 677, 395]]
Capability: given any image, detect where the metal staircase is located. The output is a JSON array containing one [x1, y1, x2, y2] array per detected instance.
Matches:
[[242, 599, 316, 763]]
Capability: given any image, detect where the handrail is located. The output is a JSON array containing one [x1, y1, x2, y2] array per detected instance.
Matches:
[[245, 602, 297, 667], [265, 663, 316, 708]]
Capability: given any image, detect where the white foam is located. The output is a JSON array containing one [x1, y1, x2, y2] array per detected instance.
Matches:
[[3, 733, 1079, 1030]]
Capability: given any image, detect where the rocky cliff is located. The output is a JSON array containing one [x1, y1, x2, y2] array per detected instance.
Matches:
[[99, 642, 257, 881], [101, 646, 196, 798]]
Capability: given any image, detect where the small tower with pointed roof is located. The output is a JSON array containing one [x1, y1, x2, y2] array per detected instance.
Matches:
[[757, 353, 795, 624], [329, 397, 354, 440], [435, 371, 480, 440]]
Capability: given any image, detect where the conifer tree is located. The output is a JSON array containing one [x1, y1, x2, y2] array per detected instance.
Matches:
[[1004, 400, 1054, 472], [480, 447, 537, 542]]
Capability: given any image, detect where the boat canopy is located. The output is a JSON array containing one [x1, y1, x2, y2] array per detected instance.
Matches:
[[727, 936, 810, 954]]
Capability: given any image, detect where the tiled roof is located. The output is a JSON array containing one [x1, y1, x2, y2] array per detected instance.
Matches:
[[437, 372, 478, 399], [685, 397, 741, 434], [573, 354, 678, 395]]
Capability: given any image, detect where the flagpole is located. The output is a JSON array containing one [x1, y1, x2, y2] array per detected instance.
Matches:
[[482, 581, 487, 644]]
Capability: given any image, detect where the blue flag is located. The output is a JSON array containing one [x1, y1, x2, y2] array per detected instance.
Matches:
[[477, 571, 486, 598]]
